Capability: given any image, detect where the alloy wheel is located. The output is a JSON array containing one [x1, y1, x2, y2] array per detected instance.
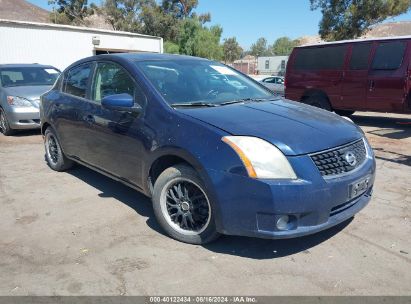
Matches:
[[0, 110, 6, 132], [160, 178, 211, 235], [45, 133, 60, 164]]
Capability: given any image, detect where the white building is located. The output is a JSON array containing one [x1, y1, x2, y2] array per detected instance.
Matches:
[[0, 19, 163, 70], [257, 56, 289, 76]]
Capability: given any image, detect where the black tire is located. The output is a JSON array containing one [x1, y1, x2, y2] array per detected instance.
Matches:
[[335, 110, 355, 116], [304, 96, 332, 111], [44, 127, 74, 171], [0, 108, 15, 136], [152, 164, 220, 244]]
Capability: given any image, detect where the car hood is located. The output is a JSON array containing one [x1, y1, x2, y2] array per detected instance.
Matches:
[[177, 99, 363, 156], [3, 85, 52, 101]]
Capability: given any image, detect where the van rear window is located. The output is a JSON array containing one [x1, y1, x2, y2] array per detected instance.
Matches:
[[372, 41, 406, 70], [294, 45, 347, 70]]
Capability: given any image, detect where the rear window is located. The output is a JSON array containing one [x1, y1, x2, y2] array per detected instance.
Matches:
[[63, 63, 92, 98], [350, 43, 372, 70], [294, 45, 347, 70], [372, 41, 406, 70]]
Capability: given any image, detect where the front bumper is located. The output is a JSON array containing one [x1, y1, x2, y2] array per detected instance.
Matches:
[[206, 154, 376, 239], [5, 107, 40, 130]]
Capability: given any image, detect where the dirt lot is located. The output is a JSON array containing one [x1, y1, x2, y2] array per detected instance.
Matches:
[[0, 112, 410, 296]]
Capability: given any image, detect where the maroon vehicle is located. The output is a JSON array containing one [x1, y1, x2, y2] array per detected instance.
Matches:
[[285, 36, 411, 115]]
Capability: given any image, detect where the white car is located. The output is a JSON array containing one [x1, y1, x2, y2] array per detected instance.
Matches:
[[260, 76, 285, 95]]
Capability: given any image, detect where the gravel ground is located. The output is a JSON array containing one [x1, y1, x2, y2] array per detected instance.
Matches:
[[0, 112, 410, 296]]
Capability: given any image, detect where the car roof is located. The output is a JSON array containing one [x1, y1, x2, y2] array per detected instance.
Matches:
[[297, 35, 411, 48], [67, 52, 210, 69], [115, 52, 207, 62], [0, 63, 58, 69]]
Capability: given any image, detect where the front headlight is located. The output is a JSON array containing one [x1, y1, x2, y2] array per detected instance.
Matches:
[[222, 136, 297, 179], [7, 96, 33, 108]]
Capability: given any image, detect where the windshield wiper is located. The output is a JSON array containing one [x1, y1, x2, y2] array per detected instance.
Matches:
[[219, 98, 270, 106], [171, 102, 218, 108]]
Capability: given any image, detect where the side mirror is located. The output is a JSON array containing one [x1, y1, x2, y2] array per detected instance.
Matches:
[[101, 93, 142, 114]]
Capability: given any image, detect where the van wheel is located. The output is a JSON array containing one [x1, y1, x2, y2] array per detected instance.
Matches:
[[0, 108, 15, 136], [152, 164, 220, 244], [44, 127, 74, 171], [335, 110, 355, 116], [304, 96, 331, 111]]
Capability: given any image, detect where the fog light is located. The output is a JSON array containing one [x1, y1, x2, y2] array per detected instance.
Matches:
[[276, 215, 290, 231]]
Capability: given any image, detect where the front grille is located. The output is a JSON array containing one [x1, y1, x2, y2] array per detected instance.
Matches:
[[310, 139, 367, 177]]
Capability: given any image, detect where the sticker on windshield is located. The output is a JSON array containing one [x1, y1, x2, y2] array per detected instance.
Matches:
[[45, 69, 59, 74], [210, 65, 238, 76]]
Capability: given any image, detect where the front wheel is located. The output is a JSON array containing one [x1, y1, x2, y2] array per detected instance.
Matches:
[[152, 164, 220, 244], [0, 108, 15, 136], [44, 127, 74, 171]]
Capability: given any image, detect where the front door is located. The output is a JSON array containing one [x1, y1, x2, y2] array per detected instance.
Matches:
[[81, 61, 147, 187], [367, 40, 408, 112], [340, 43, 372, 111]]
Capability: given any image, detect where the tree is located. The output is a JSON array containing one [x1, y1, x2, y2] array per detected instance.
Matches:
[[223, 37, 243, 63], [49, 0, 96, 25], [176, 18, 223, 60], [164, 41, 180, 54], [161, 0, 198, 19], [160, 0, 211, 22], [310, 0, 411, 41], [101, 0, 211, 42], [101, 0, 155, 32], [250, 37, 272, 57], [140, 4, 181, 41], [270, 37, 299, 56]]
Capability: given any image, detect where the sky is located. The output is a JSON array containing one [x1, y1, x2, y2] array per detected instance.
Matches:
[[27, 0, 411, 49]]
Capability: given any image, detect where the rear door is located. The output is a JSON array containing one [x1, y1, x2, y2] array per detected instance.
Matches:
[[340, 42, 372, 110], [367, 40, 408, 112], [56, 62, 93, 159]]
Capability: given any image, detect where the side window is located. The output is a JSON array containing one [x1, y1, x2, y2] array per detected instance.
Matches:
[[350, 43, 372, 70], [263, 77, 273, 83], [372, 41, 406, 70], [92, 62, 140, 103], [294, 45, 348, 70], [63, 63, 92, 98]]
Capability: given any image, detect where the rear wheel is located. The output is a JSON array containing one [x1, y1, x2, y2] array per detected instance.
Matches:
[[0, 108, 15, 136], [152, 164, 220, 244], [304, 96, 332, 111], [335, 110, 355, 116], [44, 127, 74, 171]]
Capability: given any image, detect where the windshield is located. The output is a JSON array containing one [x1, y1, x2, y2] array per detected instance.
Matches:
[[0, 67, 60, 87], [135, 60, 273, 106]]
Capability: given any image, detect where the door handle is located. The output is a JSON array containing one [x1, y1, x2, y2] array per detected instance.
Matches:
[[84, 114, 95, 124], [369, 80, 375, 92]]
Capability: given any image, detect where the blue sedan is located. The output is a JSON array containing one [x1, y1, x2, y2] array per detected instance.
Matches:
[[40, 53, 376, 244]]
